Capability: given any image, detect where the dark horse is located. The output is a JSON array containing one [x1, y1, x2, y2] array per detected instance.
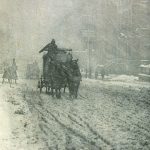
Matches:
[[2, 67, 12, 87], [64, 60, 82, 99], [2, 65, 18, 87], [48, 60, 81, 99], [49, 61, 68, 98]]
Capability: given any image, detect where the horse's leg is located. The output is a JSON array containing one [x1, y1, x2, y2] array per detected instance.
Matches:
[[73, 82, 79, 99], [7, 79, 11, 84], [51, 88, 54, 97], [75, 83, 79, 98], [56, 88, 58, 98], [2, 78, 4, 84], [70, 82, 74, 98], [46, 86, 47, 93], [59, 88, 61, 93], [48, 86, 50, 94], [58, 88, 61, 98], [69, 83, 73, 99], [56, 88, 61, 99], [55, 89, 58, 98], [39, 81, 42, 93], [64, 85, 66, 93], [8, 79, 11, 87], [46, 85, 48, 94], [69, 84, 72, 98], [40, 86, 42, 93]]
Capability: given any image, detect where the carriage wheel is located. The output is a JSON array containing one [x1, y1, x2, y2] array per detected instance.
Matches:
[[45, 86, 48, 94], [40, 86, 42, 93], [40, 82, 43, 93], [56, 93, 61, 99], [51, 88, 54, 97], [56, 90, 61, 99]]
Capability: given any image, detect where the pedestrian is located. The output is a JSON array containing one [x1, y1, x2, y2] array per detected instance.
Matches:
[[39, 39, 58, 60], [67, 51, 73, 62], [95, 70, 98, 79], [85, 68, 88, 78], [101, 66, 105, 80], [2, 66, 12, 87], [11, 58, 18, 83]]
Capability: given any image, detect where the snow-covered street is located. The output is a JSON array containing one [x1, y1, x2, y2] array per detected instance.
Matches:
[[0, 78, 150, 150], [0, 82, 44, 150]]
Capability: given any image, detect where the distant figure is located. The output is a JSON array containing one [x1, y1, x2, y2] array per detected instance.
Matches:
[[101, 67, 105, 80], [11, 58, 18, 83], [95, 69, 98, 79], [67, 51, 73, 62], [2, 66, 12, 87], [88, 68, 92, 78], [67, 59, 82, 98], [39, 39, 58, 59], [85, 68, 88, 78]]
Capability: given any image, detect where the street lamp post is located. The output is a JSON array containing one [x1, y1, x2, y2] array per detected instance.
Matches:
[[119, 32, 129, 74], [81, 14, 96, 78], [87, 37, 92, 78]]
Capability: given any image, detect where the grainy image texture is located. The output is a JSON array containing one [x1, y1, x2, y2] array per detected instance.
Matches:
[[0, 0, 150, 150]]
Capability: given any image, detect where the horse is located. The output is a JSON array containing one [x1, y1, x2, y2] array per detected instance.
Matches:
[[2, 67, 12, 87], [64, 60, 82, 99], [39, 58, 81, 99], [48, 61, 68, 98]]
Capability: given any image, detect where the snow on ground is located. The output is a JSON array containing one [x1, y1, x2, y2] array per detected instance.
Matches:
[[109, 75, 139, 82], [0, 86, 13, 150], [0, 76, 150, 150], [0, 81, 44, 150], [83, 74, 150, 90], [23, 78, 150, 150]]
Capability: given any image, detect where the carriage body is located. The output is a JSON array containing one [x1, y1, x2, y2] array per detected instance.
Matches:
[[42, 49, 69, 80], [39, 49, 70, 93], [38, 47, 81, 98]]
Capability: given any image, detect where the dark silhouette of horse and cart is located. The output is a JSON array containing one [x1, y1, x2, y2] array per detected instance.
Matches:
[[2, 58, 18, 87], [38, 39, 82, 99]]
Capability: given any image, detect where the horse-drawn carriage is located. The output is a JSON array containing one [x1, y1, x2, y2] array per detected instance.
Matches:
[[2, 59, 18, 86], [38, 42, 82, 99]]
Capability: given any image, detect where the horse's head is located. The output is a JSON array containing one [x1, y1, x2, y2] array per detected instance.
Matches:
[[71, 60, 79, 71]]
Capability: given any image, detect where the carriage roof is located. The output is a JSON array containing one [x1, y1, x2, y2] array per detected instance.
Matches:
[[57, 48, 72, 53]]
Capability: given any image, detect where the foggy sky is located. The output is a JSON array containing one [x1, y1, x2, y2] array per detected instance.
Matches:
[[0, 0, 87, 60], [0, 0, 150, 68]]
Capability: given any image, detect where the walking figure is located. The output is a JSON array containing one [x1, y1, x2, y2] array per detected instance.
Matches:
[[101, 66, 105, 80], [39, 39, 58, 60], [11, 58, 18, 84], [2, 66, 12, 87]]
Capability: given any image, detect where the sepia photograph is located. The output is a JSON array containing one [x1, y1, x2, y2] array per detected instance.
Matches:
[[0, 0, 150, 149]]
